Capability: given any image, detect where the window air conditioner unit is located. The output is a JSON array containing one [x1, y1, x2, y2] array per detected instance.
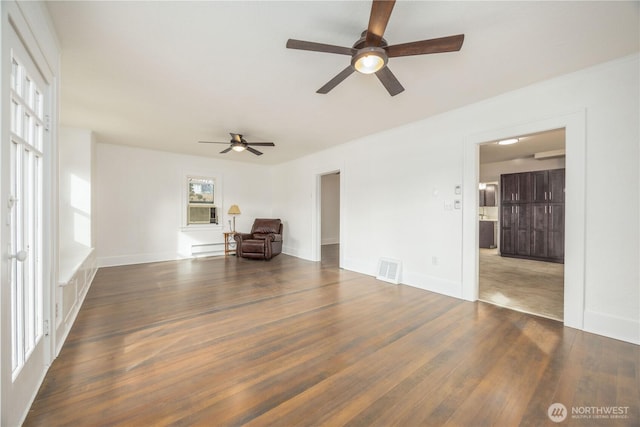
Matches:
[[188, 205, 217, 224]]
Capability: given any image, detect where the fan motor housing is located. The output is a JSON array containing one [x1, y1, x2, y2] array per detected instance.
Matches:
[[353, 30, 388, 49]]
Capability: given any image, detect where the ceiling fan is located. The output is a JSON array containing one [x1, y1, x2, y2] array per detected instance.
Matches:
[[286, 0, 464, 96], [198, 133, 275, 156]]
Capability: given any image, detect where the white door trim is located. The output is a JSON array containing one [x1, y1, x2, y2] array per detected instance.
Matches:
[[462, 110, 586, 330]]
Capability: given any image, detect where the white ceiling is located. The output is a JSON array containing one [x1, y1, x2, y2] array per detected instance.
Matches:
[[479, 128, 566, 164], [46, 1, 639, 165]]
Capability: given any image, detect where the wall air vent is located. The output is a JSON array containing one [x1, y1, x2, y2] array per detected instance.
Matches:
[[376, 258, 402, 285]]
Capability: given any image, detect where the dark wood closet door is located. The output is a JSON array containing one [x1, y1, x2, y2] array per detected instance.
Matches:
[[531, 204, 549, 258], [500, 205, 516, 255], [532, 171, 548, 203], [515, 204, 531, 256], [548, 203, 565, 260], [549, 169, 565, 203], [501, 174, 518, 203]]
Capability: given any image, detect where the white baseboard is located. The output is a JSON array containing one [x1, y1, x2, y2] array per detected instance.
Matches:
[[584, 309, 640, 345], [282, 246, 314, 261], [97, 252, 189, 268], [401, 272, 462, 299], [340, 259, 462, 299], [341, 257, 374, 277]]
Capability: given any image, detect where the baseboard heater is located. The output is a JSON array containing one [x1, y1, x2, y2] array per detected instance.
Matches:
[[191, 243, 224, 257]]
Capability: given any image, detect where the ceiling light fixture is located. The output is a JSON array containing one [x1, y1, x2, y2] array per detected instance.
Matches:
[[497, 138, 519, 145], [231, 143, 246, 152], [352, 47, 388, 74]]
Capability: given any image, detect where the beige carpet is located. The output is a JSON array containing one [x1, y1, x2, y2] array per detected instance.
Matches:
[[479, 248, 564, 321]]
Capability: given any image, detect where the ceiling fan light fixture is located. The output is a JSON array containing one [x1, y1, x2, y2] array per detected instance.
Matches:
[[231, 143, 246, 152], [352, 47, 387, 74]]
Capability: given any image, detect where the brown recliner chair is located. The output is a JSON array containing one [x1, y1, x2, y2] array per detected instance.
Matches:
[[234, 218, 283, 260]]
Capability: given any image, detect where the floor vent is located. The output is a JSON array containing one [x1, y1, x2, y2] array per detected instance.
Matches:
[[376, 258, 401, 285]]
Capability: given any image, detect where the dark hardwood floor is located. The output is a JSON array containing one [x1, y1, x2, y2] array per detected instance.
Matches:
[[24, 246, 638, 426]]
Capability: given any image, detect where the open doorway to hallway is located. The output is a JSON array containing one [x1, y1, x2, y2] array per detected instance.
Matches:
[[478, 129, 566, 321], [320, 172, 340, 267]]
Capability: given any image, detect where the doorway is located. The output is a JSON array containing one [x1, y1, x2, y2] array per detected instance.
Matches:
[[477, 129, 566, 321], [320, 172, 340, 267]]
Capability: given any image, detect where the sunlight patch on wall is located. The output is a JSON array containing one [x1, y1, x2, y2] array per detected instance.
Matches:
[[70, 174, 90, 214], [73, 212, 91, 247], [71, 174, 91, 246]]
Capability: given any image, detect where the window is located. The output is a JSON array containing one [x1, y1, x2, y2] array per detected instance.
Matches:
[[9, 50, 45, 378], [187, 176, 217, 225]]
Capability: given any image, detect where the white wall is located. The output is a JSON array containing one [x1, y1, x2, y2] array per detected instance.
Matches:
[[95, 143, 273, 266], [272, 54, 639, 344], [59, 127, 93, 258], [321, 173, 340, 245], [57, 127, 96, 353], [274, 122, 465, 291]]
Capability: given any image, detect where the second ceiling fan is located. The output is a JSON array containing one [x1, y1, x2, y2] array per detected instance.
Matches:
[[198, 133, 275, 156], [286, 0, 464, 96]]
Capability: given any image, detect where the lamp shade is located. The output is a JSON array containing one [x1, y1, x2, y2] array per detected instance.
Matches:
[[228, 205, 241, 215]]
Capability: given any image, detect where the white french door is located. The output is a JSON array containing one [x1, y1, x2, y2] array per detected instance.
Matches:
[[1, 21, 51, 426]]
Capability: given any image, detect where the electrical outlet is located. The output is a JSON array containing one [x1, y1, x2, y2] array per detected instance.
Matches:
[[444, 200, 453, 210], [432, 256, 438, 265]]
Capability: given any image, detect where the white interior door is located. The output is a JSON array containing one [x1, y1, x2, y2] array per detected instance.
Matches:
[[1, 22, 51, 426]]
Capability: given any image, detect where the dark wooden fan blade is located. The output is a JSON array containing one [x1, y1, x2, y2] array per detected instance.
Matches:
[[286, 39, 355, 56], [199, 141, 230, 144], [317, 66, 355, 94], [246, 142, 275, 147], [375, 66, 404, 96], [220, 147, 232, 154], [366, 0, 396, 47], [246, 146, 263, 156], [386, 34, 465, 57]]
